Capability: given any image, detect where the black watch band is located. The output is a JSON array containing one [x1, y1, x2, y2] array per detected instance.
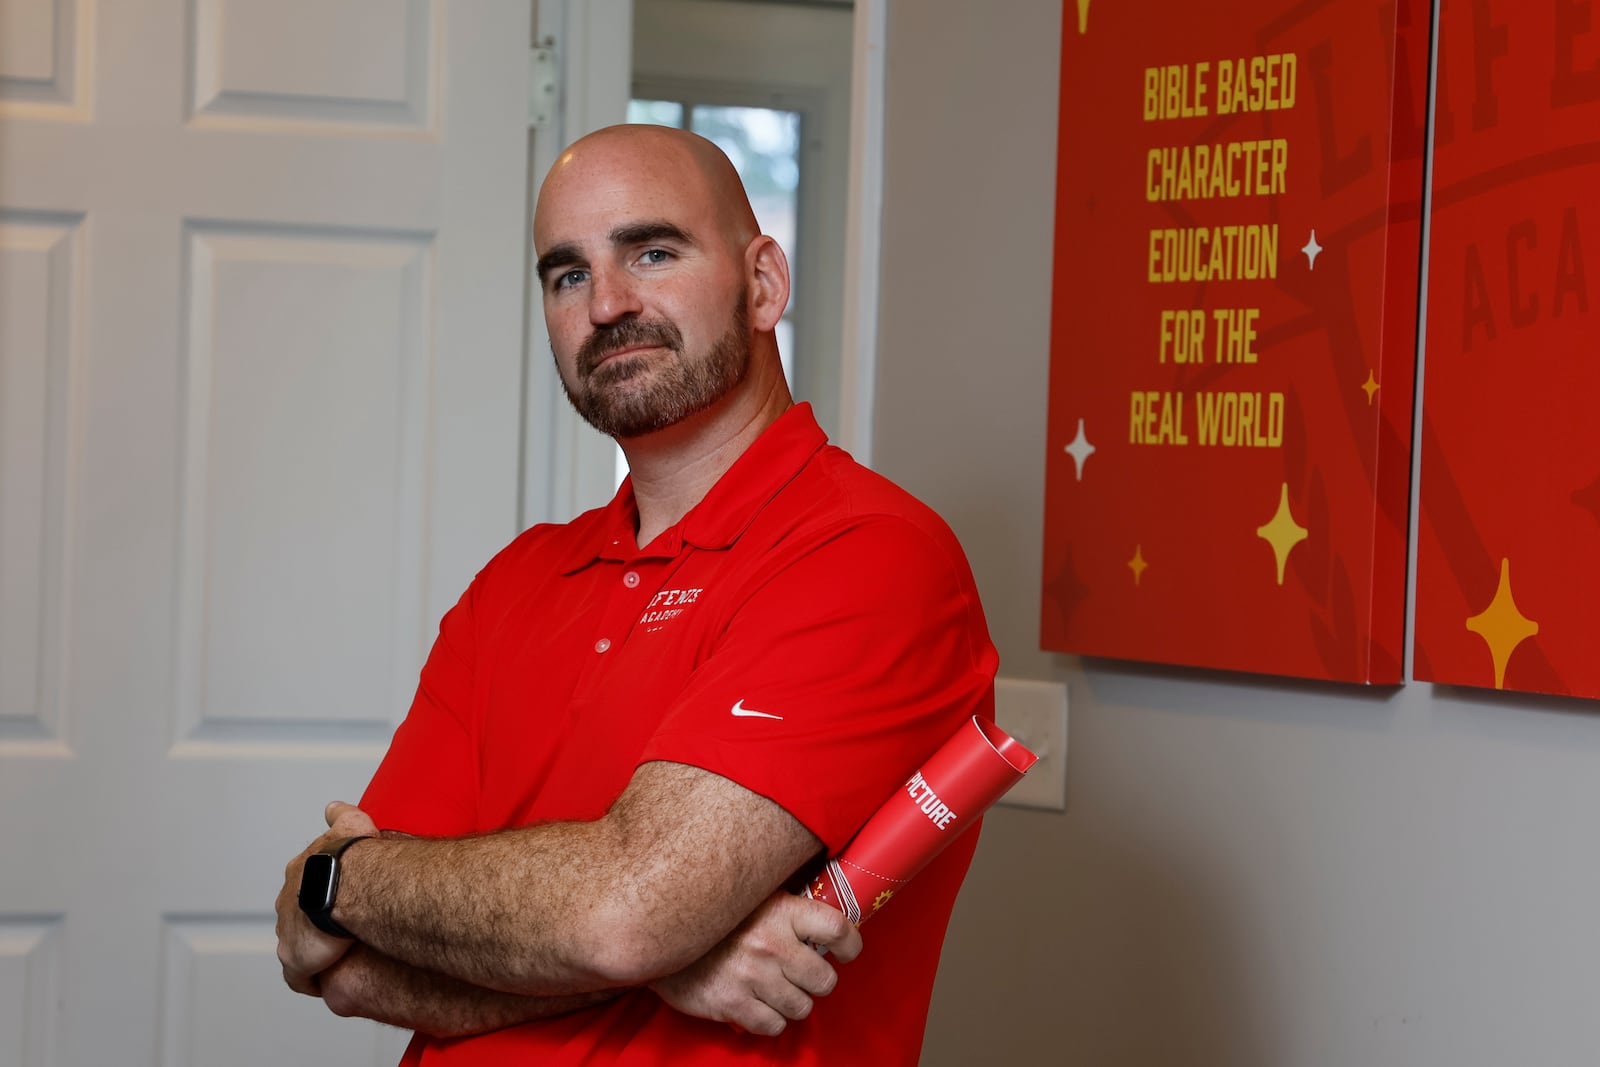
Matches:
[[297, 835, 374, 940]]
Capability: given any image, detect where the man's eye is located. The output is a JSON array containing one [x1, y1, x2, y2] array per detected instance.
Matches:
[[639, 249, 672, 265], [553, 269, 587, 291]]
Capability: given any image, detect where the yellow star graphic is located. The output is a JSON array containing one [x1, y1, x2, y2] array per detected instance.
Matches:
[[1076, 0, 1092, 33], [1465, 558, 1538, 690], [1256, 483, 1307, 586], [1128, 544, 1149, 586], [1361, 370, 1379, 405]]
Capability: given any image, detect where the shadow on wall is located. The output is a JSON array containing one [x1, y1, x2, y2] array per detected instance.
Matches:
[[1087, 655, 1404, 729]]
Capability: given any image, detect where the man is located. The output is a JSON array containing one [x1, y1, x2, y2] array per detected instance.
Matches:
[[275, 124, 998, 1065]]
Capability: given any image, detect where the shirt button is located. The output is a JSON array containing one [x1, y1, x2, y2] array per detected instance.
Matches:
[[594, 637, 612, 654], [623, 571, 641, 588]]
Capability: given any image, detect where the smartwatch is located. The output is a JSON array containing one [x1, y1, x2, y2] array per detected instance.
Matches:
[[297, 835, 374, 939]]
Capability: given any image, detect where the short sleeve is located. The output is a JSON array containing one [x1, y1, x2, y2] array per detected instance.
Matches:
[[360, 579, 482, 836], [640, 516, 998, 853]]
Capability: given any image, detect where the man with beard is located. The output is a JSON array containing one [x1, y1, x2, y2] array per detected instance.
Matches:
[[275, 124, 997, 1065]]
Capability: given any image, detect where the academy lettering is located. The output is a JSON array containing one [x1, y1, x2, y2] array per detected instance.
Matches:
[[1461, 205, 1589, 351], [638, 586, 705, 630], [639, 608, 686, 625]]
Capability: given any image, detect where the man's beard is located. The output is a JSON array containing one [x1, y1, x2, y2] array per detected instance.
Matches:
[[560, 293, 751, 439]]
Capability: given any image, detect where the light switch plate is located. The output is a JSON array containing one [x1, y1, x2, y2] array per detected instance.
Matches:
[[994, 677, 1068, 811]]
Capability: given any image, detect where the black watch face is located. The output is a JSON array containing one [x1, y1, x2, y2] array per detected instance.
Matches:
[[299, 852, 338, 914]]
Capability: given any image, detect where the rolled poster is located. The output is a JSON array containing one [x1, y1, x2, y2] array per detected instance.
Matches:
[[806, 715, 1038, 924]]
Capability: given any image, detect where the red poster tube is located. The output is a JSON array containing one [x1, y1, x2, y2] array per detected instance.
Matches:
[[805, 716, 1038, 924]]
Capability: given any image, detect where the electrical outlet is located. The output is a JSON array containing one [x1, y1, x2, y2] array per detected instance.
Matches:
[[994, 677, 1068, 811]]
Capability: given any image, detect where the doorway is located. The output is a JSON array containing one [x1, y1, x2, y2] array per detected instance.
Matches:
[[621, 0, 855, 484]]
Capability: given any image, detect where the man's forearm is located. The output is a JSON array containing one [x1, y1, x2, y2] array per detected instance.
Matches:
[[319, 944, 620, 1037], [330, 764, 822, 995]]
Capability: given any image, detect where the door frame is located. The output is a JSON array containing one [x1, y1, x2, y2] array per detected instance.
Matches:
[[522, 0, 635, 527], [523, 0, 887, 527], [840, 0, 886, 467]]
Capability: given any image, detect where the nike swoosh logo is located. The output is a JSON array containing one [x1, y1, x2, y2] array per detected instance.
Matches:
[[731, 700, 783, 720]]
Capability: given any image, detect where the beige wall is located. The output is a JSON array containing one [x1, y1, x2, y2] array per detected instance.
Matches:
[[872, 3, 1600, 1065]]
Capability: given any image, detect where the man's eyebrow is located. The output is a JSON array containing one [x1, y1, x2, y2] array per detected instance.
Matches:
[[610, 221, 695, 248], [535, 222, 695, 283], [535, 241, 583, 282]]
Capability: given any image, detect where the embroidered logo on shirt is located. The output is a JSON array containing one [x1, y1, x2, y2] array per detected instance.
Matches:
[[730, 700, 783, 721], [638, 587, 704, 632]]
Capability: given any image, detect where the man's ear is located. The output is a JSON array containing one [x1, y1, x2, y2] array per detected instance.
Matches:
[[744, 235, 791, 332]]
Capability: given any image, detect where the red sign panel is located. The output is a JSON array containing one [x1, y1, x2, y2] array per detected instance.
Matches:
[[1413, 1, 1600, 695], [1040, 0, 1430, 682]]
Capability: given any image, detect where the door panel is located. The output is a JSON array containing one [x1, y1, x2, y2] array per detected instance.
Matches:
[[0, 213, 76, 751], [0, 2, 530, 1062], [174, 225, 431, 742]]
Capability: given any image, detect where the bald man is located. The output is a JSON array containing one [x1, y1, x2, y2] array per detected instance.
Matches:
[[275, 125, 997, 1066]]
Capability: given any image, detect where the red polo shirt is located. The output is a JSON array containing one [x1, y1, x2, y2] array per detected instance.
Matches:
[[362, 403, 998, 1066]]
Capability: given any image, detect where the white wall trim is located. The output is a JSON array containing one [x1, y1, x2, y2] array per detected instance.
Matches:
[[838, 0, 886, 466], [521, 0, 633, 528]]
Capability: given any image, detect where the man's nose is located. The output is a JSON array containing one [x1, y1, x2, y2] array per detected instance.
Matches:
[[588, 268, 643, 325]]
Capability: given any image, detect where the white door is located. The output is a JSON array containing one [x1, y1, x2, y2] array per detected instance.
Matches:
[[0, 2, 530, 1063]]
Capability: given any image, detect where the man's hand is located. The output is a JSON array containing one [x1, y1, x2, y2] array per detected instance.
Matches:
[[648, 891, 862, 1036], [275, 801, 380, 996]]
